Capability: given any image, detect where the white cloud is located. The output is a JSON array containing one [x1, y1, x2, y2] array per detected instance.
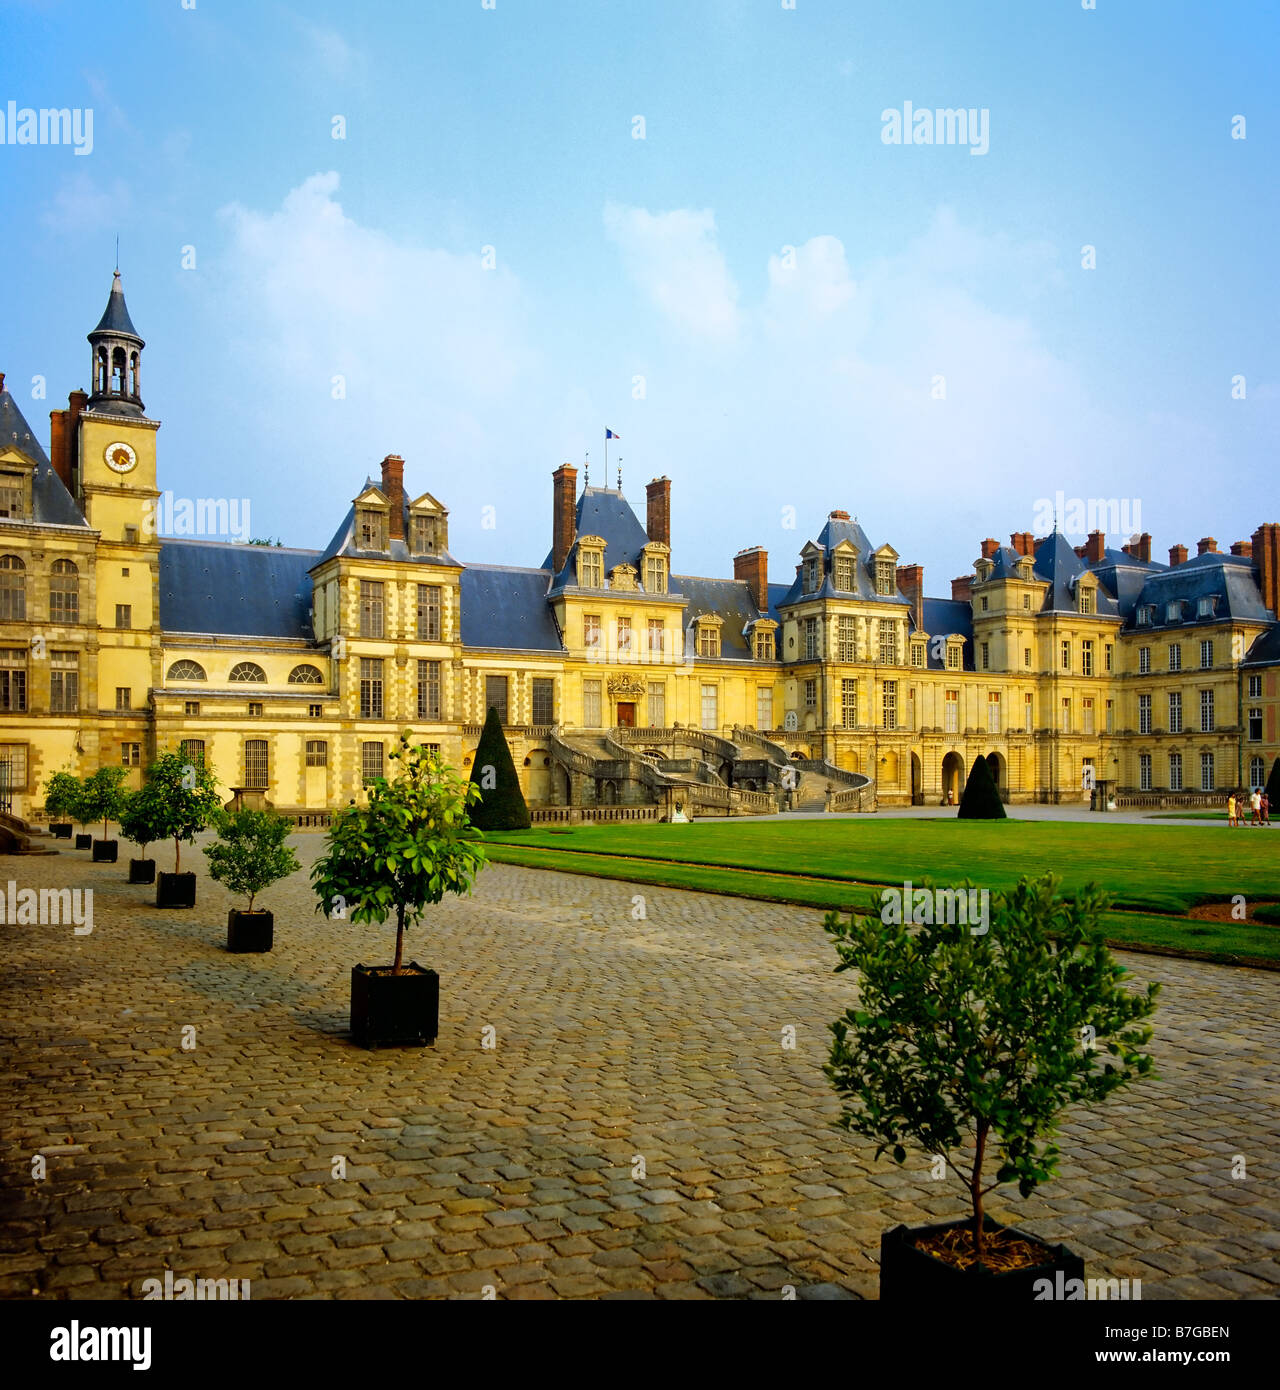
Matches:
[[603, 203, 741, 344], [41, 172, 130, 233], [298, 21, 365, 81]]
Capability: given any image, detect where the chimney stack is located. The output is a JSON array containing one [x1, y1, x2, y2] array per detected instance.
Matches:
[[1009, 531, 1034, 556], [552, 464, 578, 573], [1073, 545, 1088, 559], [380, 454, 405, 541], [1230, 540, 1253, 558], [1253, 522, 1280, 618], [1121, 533, 1152, 563], [951, 575, 973, 603], [980, 537, 1000, 560], [1085, 530, 1106, 563], [734, 546, 770, 613], [646, 476, 671, 548], [48, 389, 88, 496], [1168, 543, 1188, 568], [1197, 536, 1218, 556], [896, 563, 924, 631]]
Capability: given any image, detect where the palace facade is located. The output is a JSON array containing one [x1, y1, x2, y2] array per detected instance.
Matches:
[[1, 274, 1277, 821]]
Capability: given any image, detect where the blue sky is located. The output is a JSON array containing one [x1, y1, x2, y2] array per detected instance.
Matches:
[[2, 0, 1276, 588]]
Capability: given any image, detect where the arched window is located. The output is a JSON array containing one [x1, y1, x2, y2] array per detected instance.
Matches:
[[0, 555, 26, 622], [228, 662, 267, 683], [167, 660, 207, 681], [111, 346, 127, 395], [50, 559, 79, 624], [288, 663, 324, 685]]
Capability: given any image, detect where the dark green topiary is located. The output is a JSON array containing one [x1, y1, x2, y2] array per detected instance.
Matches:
[[468, 706, 531, 830], [1265, 757, 1280, 808], [957, 755, 1006, 819]]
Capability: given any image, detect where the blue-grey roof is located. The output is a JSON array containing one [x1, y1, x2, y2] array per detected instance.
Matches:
[[1031, 532, 1120, 616], [920, 597, 975, 670], [160, 540, 317, 638], [775, 514, 911, 607], [91, 272, 143, 343], [1126, 553, 1273, 629], [0, 384, 89, 528], [459, 565, 563, 651], [1244, 624, 1280, 667], [315, 489, 460, 569], [543, 486, 678, 593], [675, 576, 773, 661]]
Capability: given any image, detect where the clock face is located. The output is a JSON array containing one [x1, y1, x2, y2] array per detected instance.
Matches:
[[104, 441, 137, 474]]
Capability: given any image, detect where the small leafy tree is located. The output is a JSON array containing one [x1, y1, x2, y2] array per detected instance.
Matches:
[[467, 706, 531, 830], [79, 766, 131, 840], [311, 732, 489, 974], [120, 780, 166, 860], [204, 808, 301, 913], [824, 874, 1159, 1267], [143, 751, 223, 872], [43, 770, 82, 824], [958, 754, 1006, 819]]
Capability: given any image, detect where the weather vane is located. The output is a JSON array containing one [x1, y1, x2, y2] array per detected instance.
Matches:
[[616, 458, 622, 490], [583, 451, 589, 487]]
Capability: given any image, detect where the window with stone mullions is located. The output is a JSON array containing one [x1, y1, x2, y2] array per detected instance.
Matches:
[[417, 584, 442, 641], [360, 580, 385, 639]]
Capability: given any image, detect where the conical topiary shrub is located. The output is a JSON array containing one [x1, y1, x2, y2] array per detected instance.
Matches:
[[1265, 757, 1280, 807], [468, 706, 531, 830], [958, 755, 1006, 819]]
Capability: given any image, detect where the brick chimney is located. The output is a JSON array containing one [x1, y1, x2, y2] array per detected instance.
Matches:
[[1168, 543, 1188, 568], [1197, 536, 1218, 556], [896, 563, 924, 631], [552, 464, 579, 573], [646, 476, 671, 548], [48, 389, 88, 495], [1230, 540, 1253, 558], [1085, 530, 1106, 564], [980, 538, 1000, 560], [1009, 531, 1034, 556], [380, 454, 405, 541], [951, 575, 973, 602], [734, 546, 769, 613], [1073, 545, 1087, 559], [829, 509, 850, 521], [1253, 522, 1280, 618], [1121, 532, 1152, 563]]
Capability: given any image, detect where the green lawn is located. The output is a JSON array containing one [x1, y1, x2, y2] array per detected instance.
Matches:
[[485, 818, 1280, 968]]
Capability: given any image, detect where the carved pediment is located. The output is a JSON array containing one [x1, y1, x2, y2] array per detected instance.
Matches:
[[607, 672, 646, 700]]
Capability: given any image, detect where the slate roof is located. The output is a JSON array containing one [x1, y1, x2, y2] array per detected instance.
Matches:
[[1030, 532, 1121, 616], [919, 597, 975, 671], [775, 514, 912, 607], [676, 576, 774, 661], [0, 383, 89, 528], [1244, 624, 1280, 667], [543, 487, 680, 595], [315, 488, 460, 569], [91, 272, 143, 342], [1124, 552, 1273, 629], [159, 539, 317, 638], [459, 565, 563, 652]]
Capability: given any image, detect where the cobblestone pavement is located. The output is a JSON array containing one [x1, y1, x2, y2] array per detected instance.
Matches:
[[1, 838, 1277, 1300]]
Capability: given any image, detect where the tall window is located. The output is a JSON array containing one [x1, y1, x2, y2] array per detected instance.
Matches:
[[1139, 753, 1152, 791], [0, 475, 23, 519], [115, 604, 132, 629], [1249, 707, 1263, 742], [1168, 643, 1181, 672], [1200, 751, 1215, 791], [584, 614, 601, 650], [645, 554, 667, 593], [50, 651, 79, 713], [879, 623, 898, 666], [1169, 750, 1183, 791], [1105, 699, 1114, 733], [756, 685, 772, 731], [945, 689, 958, 734], [648, 682, 666, 727], [1138, 694, 1152, 735], [360, 657, 384, 719], [700, 682, 718, 731], [244, 739, 269, 789], [0, 743, 27, 791], [875, 558, 894, 596], [804, 617, 819, 660], [1105, 644, 1113, 673], [616, 617, 632, 654], [115, 688, 131, 711], [417, 659, 441, 720], [834, 555, 855, 591], [1200, 689, 1214, 733], [1024, 692, 1034, 732], [358, 509, 386, 550], [841, 679, 857, 729], [362, 741, 384, 786], [986, 690, 1000, 735], [484, 675, 509, 724], [1081, 640, 1093, 677], [49, 559, 79, 624], [180, 739, 205, 765], [583, 679, 602, 727], [1061, 640, 1071, 671], [0, 648, 27, 712], [360, 580, 385, 638], [698, 625, 720, 658], [837, 617, 856, 662], [1250, 755, 1265, 787], [1199, 639, 1213, 670], [1060, 697, 1071, 733], [804, 679, 817, 711], [305, 740, 328, 767], [531, 677, 554, 725], [980, 642, 990, 671], [1168, 691, 1183, 734], [883, 680, 898, 731], [579, 548, 603, 588], [1082, 697, 1094, 734], [417, 584, 442, 641], [1248, 673, 1263, 699], [0, 556, 25, 621], [648, 619, 665, 655], [803, 556, 821, 593], [752, 629, 774, 660], [1138, 646, 1150, 675], [411, 514, 440, 555]]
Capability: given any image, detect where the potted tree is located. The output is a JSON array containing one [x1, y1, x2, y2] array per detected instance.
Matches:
[[42, 770, 80, 840], [145, 751, 223, 909], [80, 765, 131, 862], [70, 780, 94, 850], [824, 874, 1159, 1300], [311, 733, 488, 1047], [204, 807, 301, 953], [119, 780, 165, 884]]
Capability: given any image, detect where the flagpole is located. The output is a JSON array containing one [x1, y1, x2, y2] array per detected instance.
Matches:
[[604, 428, 608, 483]]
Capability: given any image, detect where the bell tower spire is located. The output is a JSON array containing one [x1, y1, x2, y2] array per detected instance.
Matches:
[[87, 270, 145, 416]]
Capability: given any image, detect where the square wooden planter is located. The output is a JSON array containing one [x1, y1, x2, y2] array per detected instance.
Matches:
[[350, 962, 438, 1048], [879, 1217, 1084, 1301]]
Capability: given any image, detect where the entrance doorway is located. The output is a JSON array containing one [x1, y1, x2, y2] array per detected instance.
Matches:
[[616, 703, 636, 728], [911, 752, 923, 805], [941, 751, 965, 806]]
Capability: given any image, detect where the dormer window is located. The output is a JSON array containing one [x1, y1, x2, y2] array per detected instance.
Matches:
[[1079, 586, 1095, 616], [695, 615, 723, 658], [875, 558, 894, 597], [751, 620, 778, 661], [358, 508, 386, 550], [910, 640, 925, 668], [412, 514, 439, 555], [975, 559, 993, 584], [803, 556, 822, 594], [644, 549, 668, 594], [610, 564, 637, 592], [946, 640, 962, 671], [834, 554, 856, 592], [1136, 605, 1153, 626], [577, 540, 604, 589], [0, 472, 24, 520], [1165, 600, 1181, 623], [1197, 596, 1216, 618]]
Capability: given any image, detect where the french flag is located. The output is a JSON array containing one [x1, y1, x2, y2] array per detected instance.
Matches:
[[606, 428, 621, 440]]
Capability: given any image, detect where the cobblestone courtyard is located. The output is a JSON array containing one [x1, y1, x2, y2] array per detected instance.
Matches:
[[2, 839, 1278, 1300]]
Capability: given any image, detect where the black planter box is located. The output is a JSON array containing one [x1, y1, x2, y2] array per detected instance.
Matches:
[[92, 839, 118, 863], [880, 1217, 1084, 1301], [350, 962, 438, 1048], [156, 871, 197, 909], [50, 823, 73, 839], [128, 858, 156, 884], [227, 909, 273, 954], [74, 833, 92, 850]]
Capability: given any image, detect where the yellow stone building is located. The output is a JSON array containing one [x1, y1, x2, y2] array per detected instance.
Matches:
[[1, 274, 1277, 822]]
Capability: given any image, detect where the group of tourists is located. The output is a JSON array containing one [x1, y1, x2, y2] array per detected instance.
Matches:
[[1228, 788, 1271, 827]]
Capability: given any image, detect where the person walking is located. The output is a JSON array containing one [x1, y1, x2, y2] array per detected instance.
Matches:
[[1263, 791, 1271, 826], [1228, 790, 1237, 827], [1251, 786, 1263, 826]]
